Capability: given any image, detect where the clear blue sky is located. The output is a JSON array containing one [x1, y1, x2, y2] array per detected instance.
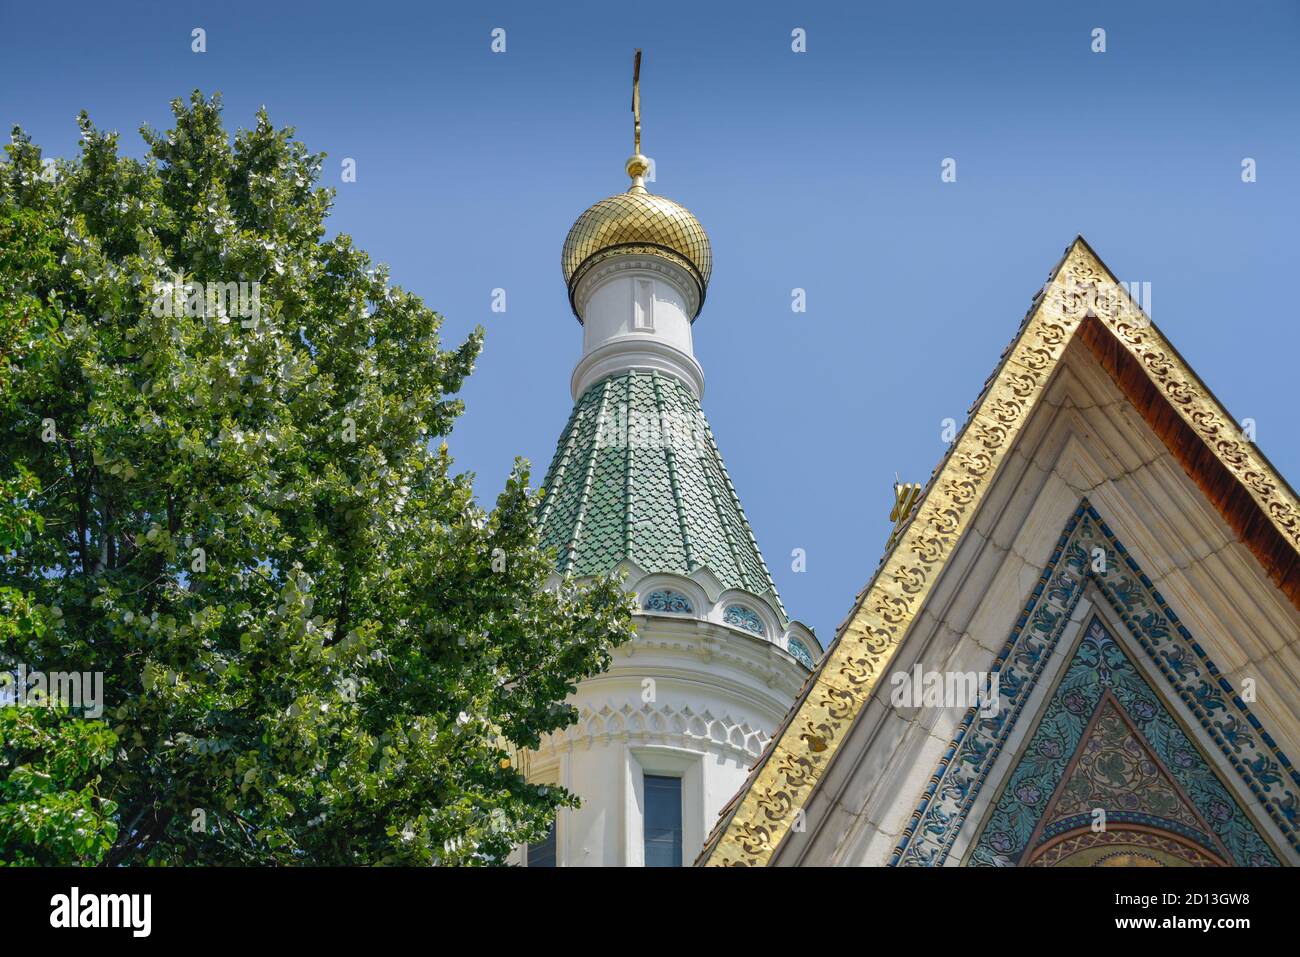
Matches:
[[4, 0, 1297, 641]]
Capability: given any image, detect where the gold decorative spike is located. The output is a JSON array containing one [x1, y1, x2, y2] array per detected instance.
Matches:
[[886, 481, 923, 551], [890, 480, 922, 523]]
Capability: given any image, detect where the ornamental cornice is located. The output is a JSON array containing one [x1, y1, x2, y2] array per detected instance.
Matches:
[[571, 252, 703, 322], [533, 700, 770, 763]]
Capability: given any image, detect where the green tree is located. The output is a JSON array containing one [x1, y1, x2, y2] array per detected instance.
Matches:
[[0, 195, 119, 866], [0, 92, 633, 865], [0, 705, 119, 867]]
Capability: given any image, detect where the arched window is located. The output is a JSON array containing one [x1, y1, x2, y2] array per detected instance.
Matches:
[[642, 590, 694, 614], [723, 604, 765, 636], [787, 636, 814, 668]]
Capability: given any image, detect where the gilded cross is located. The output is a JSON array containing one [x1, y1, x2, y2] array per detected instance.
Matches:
[[632, 48, 642, 155]]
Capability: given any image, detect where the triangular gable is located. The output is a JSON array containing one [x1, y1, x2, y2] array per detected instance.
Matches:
[[700, 237, 1300, 866], [889, 500, 1297, 866], [966, 617, 1275, 867], [1030, 697, 1225, 861]]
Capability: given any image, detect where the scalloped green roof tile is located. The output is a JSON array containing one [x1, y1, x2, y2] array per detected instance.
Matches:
[[537, 370, 785, 621]]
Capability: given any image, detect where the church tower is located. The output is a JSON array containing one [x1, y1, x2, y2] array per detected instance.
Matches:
[[519, 53, 820, 867]]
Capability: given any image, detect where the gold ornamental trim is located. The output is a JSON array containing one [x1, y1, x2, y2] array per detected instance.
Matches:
[[700, 236, 1300, 866]]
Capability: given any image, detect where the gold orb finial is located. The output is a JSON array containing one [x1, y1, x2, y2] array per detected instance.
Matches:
[[626, 153, 650, 192], [560, 49, 712, 322]]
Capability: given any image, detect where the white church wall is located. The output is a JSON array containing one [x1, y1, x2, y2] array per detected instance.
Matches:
[[524, 611, 808, 866], [580, 268, 693, 356], [570, 257, 705, 399]]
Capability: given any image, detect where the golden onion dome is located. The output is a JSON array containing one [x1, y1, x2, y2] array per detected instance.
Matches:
[[562, 155, 711, 322]]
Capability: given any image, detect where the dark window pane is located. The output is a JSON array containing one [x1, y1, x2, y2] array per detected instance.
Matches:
[[529, 819, 557, 867], [643, 774, 683, 867]]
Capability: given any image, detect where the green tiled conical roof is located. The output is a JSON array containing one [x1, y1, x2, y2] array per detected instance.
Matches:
[[537, 370, 785, 620]]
